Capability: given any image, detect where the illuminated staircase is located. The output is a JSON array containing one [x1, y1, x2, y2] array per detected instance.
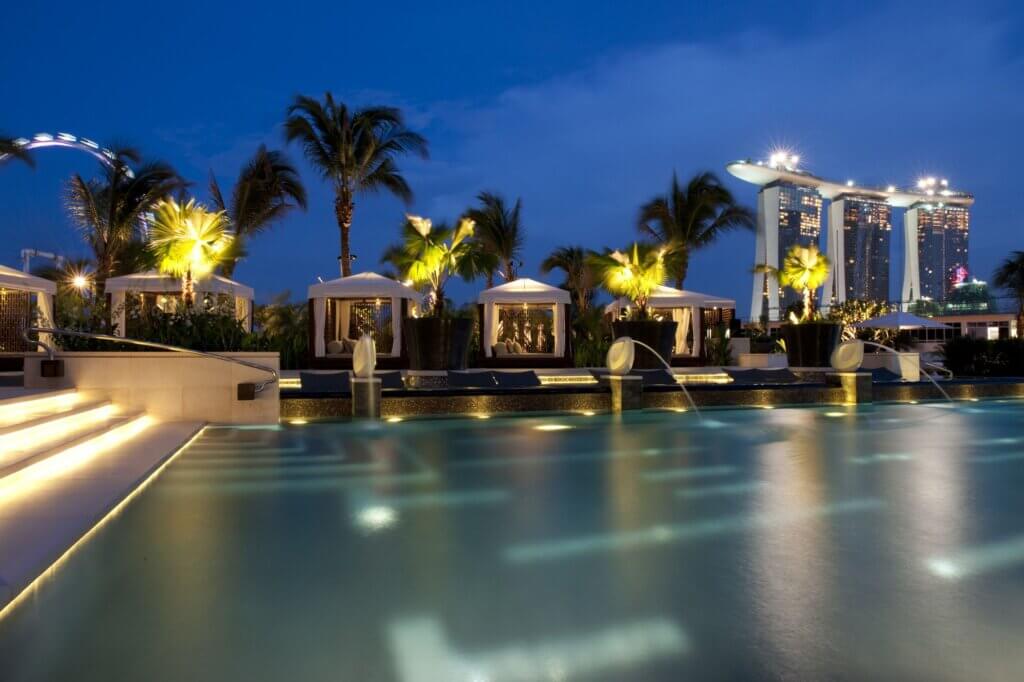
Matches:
[[0, 388, 204, 613]]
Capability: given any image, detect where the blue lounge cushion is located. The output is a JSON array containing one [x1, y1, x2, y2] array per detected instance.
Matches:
[[447, 371, 498, 388], [493, 370, 542, 388], [723, 368, 800, 385], [375, 371, 405, 389], [299, 371, 351, 394]]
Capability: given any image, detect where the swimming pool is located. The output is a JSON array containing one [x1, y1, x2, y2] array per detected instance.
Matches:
[[3, 401, 1024, 680]]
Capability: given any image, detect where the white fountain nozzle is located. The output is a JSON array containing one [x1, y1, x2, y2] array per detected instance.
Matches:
[[606, 337, 635, 375]]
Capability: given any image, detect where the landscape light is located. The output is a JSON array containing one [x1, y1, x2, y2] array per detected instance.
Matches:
[[887, 185, 896, 192], [386, 416, 403, 423], [71, 275, 88, 289], [846, 180, 855, 187]]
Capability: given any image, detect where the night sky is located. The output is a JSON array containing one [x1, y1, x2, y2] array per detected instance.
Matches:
[[2, 0, 1022, 313]]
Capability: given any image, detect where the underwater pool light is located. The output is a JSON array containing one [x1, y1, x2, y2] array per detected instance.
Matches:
[[534, 424, 572, 432], [386, 417, 403, 423], [288, 419, 308, 425]]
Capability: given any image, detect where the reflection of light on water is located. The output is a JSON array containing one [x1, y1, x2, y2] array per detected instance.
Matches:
[[641, 465, 737, 482], [849, 453, 913, 465], [675, 481, 767, 499], [388, 616, 688, 682], [356, 505, 398, 532], [505, 499, 882, 563], [970, 452, 1024, 464], [926, 535, 1024, 580], [534, 424, 572, 432]]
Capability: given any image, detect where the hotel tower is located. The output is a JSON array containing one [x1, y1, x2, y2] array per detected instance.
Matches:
[[727, 155, 973, 321]]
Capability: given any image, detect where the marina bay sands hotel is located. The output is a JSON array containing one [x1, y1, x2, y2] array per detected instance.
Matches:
[[726, 154, 974, 322]]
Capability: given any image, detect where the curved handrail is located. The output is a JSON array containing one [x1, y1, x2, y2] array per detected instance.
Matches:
[[24, 327, 278, 393]]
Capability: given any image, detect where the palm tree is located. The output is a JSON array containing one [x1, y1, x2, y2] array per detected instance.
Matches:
[[464, 191, 524, 286], [148, 198, 234, 305], [64, 147, 182, 294], [994, 251, 1024, 336], [756, 244, 831, 322], [283, 93, 428, 276], [393, 215, 490, 316], [638, 171, 754, 289], [587, 243, 669, 320], [540, 245, 595, 313], [0, 136, 33, 167], [210, 145, 307, 278]]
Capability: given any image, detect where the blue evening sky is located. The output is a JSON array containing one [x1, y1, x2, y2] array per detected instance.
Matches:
[[2, 0, 1022, 312]]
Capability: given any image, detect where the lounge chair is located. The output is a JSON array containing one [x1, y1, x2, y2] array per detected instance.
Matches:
[[447, 371, 498, 388], [492, 370, 542, 388], [723, 368, 800, 385], [589, 368, 677, 387]]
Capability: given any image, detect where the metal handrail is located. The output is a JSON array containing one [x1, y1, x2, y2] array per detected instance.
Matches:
[[923, 360, 954, 380], [24, 327, 278, 393]]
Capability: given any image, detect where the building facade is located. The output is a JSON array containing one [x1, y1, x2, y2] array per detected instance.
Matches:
[[749, 182, 823, 321], [901, 202, 970, 303], [823, 194, 892, 306]]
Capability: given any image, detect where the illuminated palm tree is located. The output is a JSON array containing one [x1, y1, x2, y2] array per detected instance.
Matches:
[[638, 172, 754, 289], [210, 145, 307, 278], [64, 147, 182, 293], [148, 198, 234, 305], [587, 243, 669, 320], [540, 245, 595, 313], [756, 244, 831, 322], [464, 191, 524, 286], [994, 251, 1024, 337], [284, 93, 428, 276], [0, 136, 33, 167]]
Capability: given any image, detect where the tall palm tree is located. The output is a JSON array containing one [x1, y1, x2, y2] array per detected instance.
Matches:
[[638, 171, 754, 289], [994, 251, 1024, 337], [464, 191, 524, 287], [210, 145, 307, 278], [0, 136, 34, 167], [283, 93, 428, 276], [148, 198, 233, 305], [587, 243, 669, 320], [64, 147, 182, 294], [540, 245, 595, 313]]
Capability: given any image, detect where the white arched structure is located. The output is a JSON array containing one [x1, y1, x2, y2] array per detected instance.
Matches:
[[0, 264, 56, 350], [0, 132, 135, 177], [308, 272, 420, 363], [478, 278, 572, 364], [605, 285, 735, 360], [106, 271, 254, 336]]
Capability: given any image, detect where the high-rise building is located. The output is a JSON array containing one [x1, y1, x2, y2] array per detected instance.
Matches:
[[727, 156, 974, 321], [902, 200, 970, 303], [824, 195, 892, 304]]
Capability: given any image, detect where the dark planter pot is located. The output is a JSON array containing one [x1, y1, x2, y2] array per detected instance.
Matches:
[[403, 317, 474, 370], [611, 320, 678, 369], [781, 322, 840, 367]]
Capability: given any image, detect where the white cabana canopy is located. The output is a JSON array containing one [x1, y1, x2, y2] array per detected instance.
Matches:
[[479, 278, 571, 358], [106, 270, 255, 335], [853, 311, 951, 330], [605, 285, 737, 358], [0, 264, 56, 348], [308, 272, 420, 358]]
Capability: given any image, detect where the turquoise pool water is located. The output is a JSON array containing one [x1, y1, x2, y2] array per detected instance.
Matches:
[[3, 401, 1024, 680]]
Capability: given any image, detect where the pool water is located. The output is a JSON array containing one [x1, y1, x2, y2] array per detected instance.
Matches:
[[4, 402, 1024, 680]]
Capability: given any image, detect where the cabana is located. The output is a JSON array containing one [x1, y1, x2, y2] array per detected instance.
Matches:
[[106, 270, 254, 337], [605, 285, 736, 365], [0, 264, 55, 351], [478, 278, 573, 368], [307, 272, 420, 369]]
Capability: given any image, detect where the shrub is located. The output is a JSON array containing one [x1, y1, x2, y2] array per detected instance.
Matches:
[[940, 337, 1024, 377]]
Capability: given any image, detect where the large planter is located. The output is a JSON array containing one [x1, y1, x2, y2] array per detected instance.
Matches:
[[403, 317, 474, 370], [781, 322, 840, 368], [611, 320, 678, 369]]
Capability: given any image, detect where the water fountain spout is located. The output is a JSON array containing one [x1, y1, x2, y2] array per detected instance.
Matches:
[[610, 337, 702, 419], [860, 340, 954, 405]]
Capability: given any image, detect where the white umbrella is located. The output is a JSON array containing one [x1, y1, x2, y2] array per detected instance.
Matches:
[[853, 311, 951, 330]]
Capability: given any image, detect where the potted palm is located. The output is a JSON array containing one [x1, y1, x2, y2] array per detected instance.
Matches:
[[756, 244, 838, 367], [393, 215, 488, 370], [589, 243, 677, 369]]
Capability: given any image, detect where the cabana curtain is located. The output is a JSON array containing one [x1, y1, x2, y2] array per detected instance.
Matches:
[[307, 273, 419, 358], [478, 278, 572, 359]]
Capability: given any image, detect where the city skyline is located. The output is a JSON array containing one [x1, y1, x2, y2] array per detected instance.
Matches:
[[727, 155, 975, 321]]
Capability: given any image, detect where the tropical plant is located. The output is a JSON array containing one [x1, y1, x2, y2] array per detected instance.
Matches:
[[827, 298, 894, 342], [464, 191, 523, 286], [755, 244, 831, 323], [64, 147, 181, 293], [284, 93, 428, 276], [571, 306, 612, 367], [251, 292, 309, 369], [210, 145, 307, 278], [587, 243, 668, 320], [389, 215, 488, 317], [704, 323, 733, 366], [0, 136, 33, 167], [994, 251, 1024, 337], [147, 198, 234, 305], [638, 172, 754, 289], [540, 245, 596, 313]]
